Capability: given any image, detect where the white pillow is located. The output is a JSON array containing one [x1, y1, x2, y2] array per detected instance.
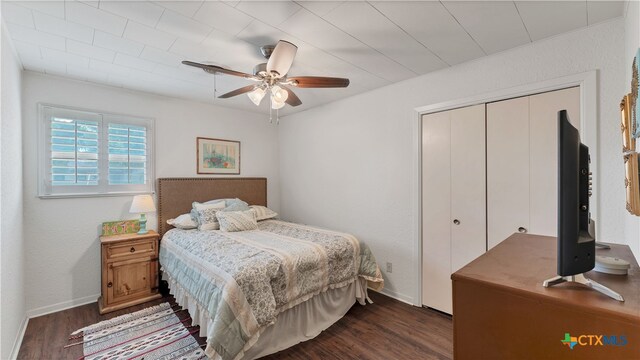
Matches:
[[250, 205, 278, 221], [193, 201, 226, 230], [216, 210, 258, 232], [193, 201, 227, 210], [166, 213, 198, 230]]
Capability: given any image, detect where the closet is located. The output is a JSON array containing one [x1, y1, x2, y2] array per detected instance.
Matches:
[[421, 87, 580, 314]]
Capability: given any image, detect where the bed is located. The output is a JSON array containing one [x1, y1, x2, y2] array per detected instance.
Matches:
[[157, 178, 384, 360]]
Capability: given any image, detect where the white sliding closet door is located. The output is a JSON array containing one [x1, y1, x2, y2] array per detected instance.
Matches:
[[529, 87, 580, 236], [487, 96, 530, 250], [422, 104, 485, 314], [450, 105, 486, 273], [487, 88, 580, 249], [422, 110, 452, 314]]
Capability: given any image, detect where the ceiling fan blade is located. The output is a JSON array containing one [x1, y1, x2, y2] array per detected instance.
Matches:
[[182, 61, 256, 80], [283, 86, 302, 106], [288, 76, 350, 88], [218, 85, 256, 99], [266, 40, 297, 78]]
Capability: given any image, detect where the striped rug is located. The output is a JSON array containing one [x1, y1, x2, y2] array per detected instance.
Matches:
[[68, 303, 206, 360]]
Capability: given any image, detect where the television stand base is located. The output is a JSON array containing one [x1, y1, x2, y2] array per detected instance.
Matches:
[[542, 273, 624, 302]]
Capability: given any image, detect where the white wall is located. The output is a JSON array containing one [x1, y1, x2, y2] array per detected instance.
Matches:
[[624, 0, 640, 261], [21, 73, 280, 315], [278, 19, 626, 303], [1, 23, 26, 359]]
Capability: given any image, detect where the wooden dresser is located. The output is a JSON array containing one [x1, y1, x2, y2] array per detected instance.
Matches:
[[98, 230, 162, 314], [452, 233, 640, 359]]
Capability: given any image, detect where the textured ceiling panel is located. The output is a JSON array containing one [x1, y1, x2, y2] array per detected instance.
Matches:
[[1, 0, 624, 115]]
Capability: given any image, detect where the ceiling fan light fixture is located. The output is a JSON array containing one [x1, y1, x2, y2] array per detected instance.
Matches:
[[247, 87, 266, 106], [271, 96, 286, 110], [182, 40, 349, 117], [271, 85, 289, 103]]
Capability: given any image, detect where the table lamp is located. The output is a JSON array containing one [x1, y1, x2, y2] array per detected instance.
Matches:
[[130, 195, 156, 235]]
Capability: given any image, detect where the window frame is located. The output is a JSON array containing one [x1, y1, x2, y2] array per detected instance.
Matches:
[[38, 103, 155, 198]]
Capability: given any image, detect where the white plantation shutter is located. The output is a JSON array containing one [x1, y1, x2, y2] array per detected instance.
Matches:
[[50, 117, 99, 186], [108, 124, 147, 185], [39, 105, 154, 197], [105, 115, 152, 192]]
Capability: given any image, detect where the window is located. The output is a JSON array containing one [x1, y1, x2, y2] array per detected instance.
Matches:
[[39, 104, 154, 197]]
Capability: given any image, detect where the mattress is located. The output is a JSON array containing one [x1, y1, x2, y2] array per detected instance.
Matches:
[[159, 220, 384, 360]]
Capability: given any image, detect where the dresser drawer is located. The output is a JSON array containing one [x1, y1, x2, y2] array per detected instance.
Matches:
[[105, 238, 156, 260]]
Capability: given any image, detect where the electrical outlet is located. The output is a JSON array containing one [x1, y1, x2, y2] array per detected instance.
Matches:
[[386, 262, 392, 273]]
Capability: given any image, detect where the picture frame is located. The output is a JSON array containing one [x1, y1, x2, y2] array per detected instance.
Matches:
[[621, 94, 635, 152], [624, 152, 640, 216], [102, 220, 140, 236], [633, 48, 639, 138], [196, 137, 241, 175]]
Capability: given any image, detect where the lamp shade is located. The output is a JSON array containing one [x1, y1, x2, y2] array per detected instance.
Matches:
[[130, 195, 156, 213]]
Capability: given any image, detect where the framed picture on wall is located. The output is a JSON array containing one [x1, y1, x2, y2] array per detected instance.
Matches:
[[621, 94, 635, 152], [624, 152, 640, 215], [632, 48, 639, 138], [196, 137, 241, 175]]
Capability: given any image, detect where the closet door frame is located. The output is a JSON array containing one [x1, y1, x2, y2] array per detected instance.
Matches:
[[411, 71, 597, 306]]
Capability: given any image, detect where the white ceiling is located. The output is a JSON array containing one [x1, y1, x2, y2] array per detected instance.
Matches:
[[1, 1, 625, 115]]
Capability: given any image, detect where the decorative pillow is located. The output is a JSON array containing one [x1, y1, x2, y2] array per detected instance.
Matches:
[[192, 201, 226, 230], [190, 209, 199, 223], [250, 205, 278, 221], [166, 213, 198, 230], [216, 210, 258, 232], [203, 198, 244, 206], [193, 201, 227, 211], [220, 199, 250, 212], [225, 198, 247, 206]]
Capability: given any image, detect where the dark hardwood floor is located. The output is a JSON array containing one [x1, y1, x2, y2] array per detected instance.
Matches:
[[18, 291, 452, 360]]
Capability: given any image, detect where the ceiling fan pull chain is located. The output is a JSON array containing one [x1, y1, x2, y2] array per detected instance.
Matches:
[[276, 109, 280, 125], [213, 73, 217, 99], [269, 103, 273, 124]]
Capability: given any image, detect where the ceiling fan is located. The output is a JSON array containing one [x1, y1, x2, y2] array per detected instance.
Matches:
[[182, 40, 350, 110]]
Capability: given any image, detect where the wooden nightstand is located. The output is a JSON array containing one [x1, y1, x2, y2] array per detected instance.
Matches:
[[98, 230, 162, 314]]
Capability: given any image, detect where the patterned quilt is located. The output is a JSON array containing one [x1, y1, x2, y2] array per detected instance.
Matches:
[[159, 220, 384, 360]]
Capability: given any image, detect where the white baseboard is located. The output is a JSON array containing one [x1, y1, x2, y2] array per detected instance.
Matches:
[[9, 316, 28, 360], [377, 288, 416, 306], [26, 293, 100, 319], [7, 294, 100, 358]]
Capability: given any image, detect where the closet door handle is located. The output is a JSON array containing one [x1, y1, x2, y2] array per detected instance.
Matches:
[[453, 219, 460, 225], [518, 227, 527, 233]]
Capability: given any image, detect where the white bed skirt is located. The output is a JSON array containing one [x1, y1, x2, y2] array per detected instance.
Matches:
[[163, 272, 368, 359]]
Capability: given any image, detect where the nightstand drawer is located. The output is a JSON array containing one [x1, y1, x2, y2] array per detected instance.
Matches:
[[105, 239, 156, 260]]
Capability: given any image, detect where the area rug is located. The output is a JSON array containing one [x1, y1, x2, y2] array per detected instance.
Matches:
[[68, 302, 207, 360]]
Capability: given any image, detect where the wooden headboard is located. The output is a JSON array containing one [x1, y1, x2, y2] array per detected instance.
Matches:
[[157, 177, 267, 237]]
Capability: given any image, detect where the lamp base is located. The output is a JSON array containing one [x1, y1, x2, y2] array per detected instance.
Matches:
[[137, 213, 148, 235]]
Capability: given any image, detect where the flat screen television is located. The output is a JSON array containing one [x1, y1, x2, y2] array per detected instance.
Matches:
[[544, 110, 623, 301], [557, 110, 595, 276]]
